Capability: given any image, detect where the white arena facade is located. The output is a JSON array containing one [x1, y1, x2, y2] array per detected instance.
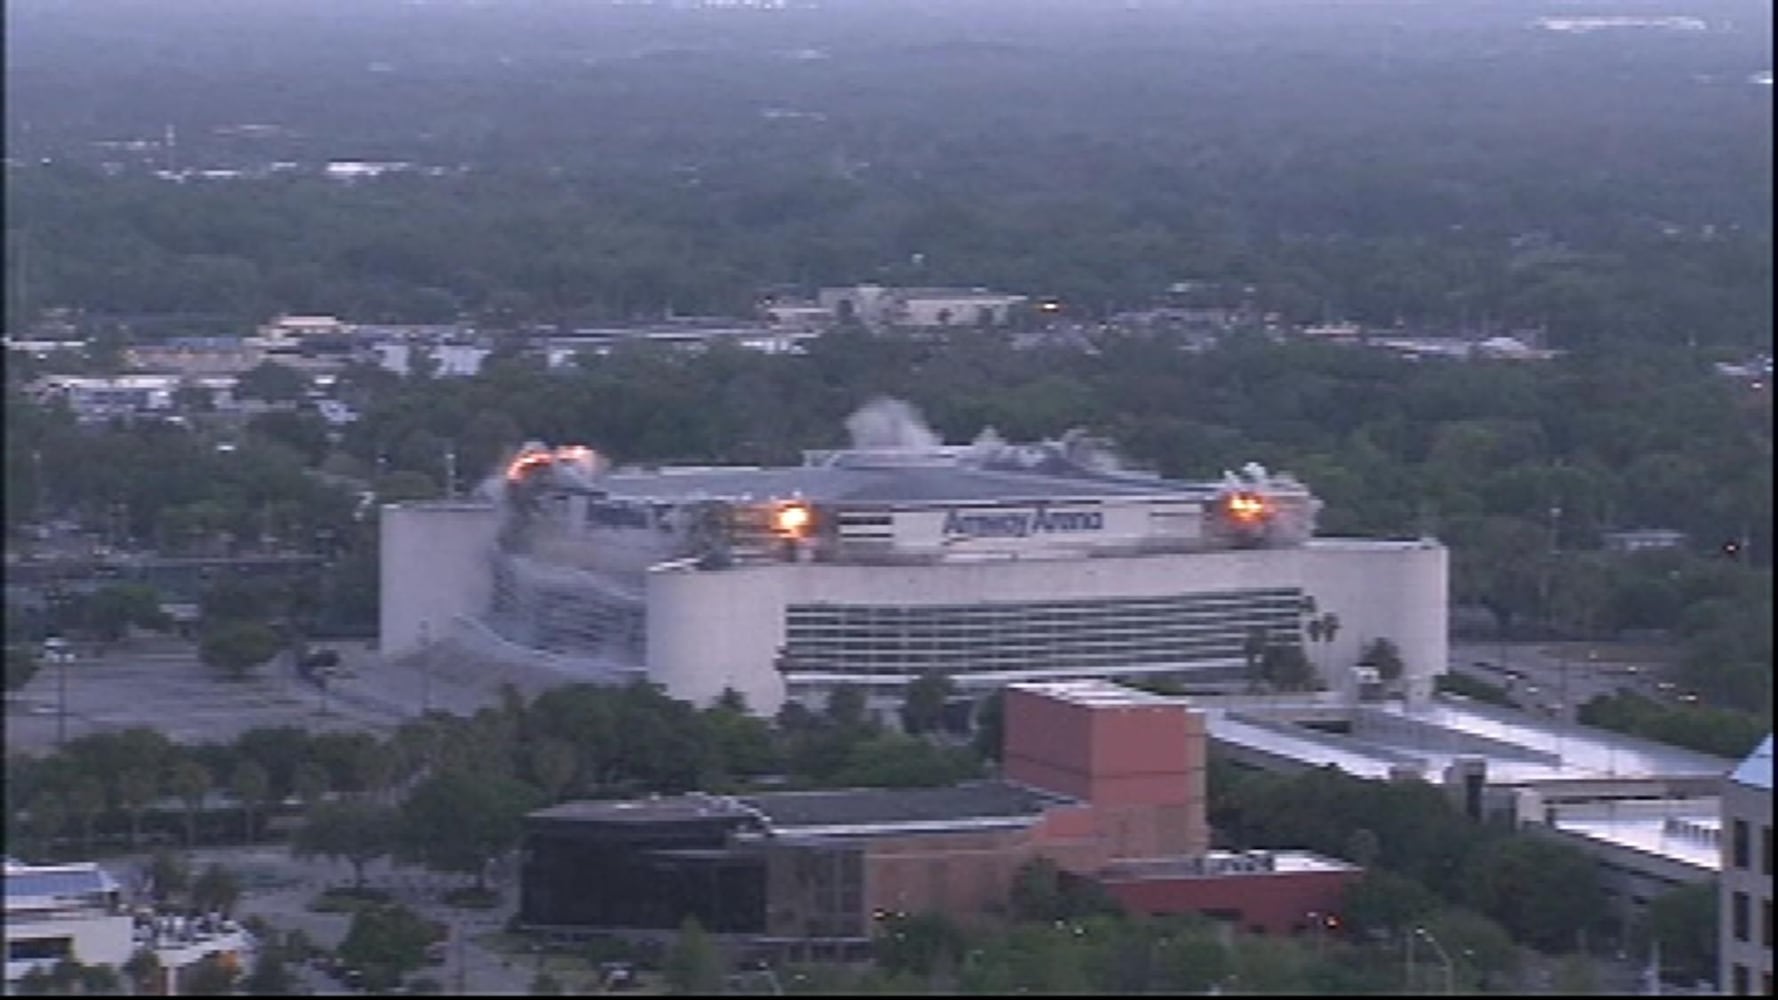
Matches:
[[381, 423, 1448, 716]]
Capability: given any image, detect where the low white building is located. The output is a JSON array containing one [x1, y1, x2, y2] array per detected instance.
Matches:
[[1533, 798, 1721, 922], [817, 285, 1029, 329], [4, 859, 132, 986]]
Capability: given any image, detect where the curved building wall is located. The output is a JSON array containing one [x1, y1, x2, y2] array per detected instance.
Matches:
[[379, 502, 502, 660], [643, 539, 1448, 715], [646, 564, 793, 711]]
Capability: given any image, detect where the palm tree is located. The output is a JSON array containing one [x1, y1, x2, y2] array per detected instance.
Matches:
[[292, 761, 331, 810], [114, 768, 160, 849], [29, 791, 69, 859], [169, 759, 212, 848], [67, 776, 107, 855], [230, 761, 270, 843], [1242, 626, 1270, 692], [124, 947, 164, 995]]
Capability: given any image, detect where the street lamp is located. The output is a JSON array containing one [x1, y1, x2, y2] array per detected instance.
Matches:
[[1414, 926, 1456, 996]]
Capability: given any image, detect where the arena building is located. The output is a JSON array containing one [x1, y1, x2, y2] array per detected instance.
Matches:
[[381, 403, 1448, 715]]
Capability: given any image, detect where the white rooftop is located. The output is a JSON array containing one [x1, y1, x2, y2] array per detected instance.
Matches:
[[1729, 736, 1773, 791], [1204, 696, 1737, 786], [1550, 802, 1722, 872], [1009, 679, 1184, 709]]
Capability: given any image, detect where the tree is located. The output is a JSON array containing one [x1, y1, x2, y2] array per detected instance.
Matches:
[[235, 361, 310, 403], [1344, 827, 1382, 868], [900, 669, 956, 735], [397, 769, 542, 889], [664, 916, 724, 995], [181, 954, 240, 996], [824, 685, 870, 729], [123, 948, 164, 995], [79, 584, 170, 646], [1643, 881, 1717, 985], [146, 849, 190, 905], [67, 776, 107, 855], [168, 759, 212, 848], [971, 690, 1005, 761], [199, 619, 281, 680], [191, 862, 242, 916], [1358, 637, 1406, 683], [230, 759, 271, 842], [114, 767, 160, 849], [292, 798, 399, 889], [1242, 626, 1270, 692], [701, 690, 780, 781], [292, 760, 331, 808], [1460, 835, 1607, 952], [338, 904, 438, 993], [876, 912, 967, 979], [5, 644, 40, 691], [1261, 643, 1317, 691], [243, 946, 297, 996]]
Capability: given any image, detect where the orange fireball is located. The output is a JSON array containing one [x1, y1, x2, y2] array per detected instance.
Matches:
[[774, 502, 813, 536], [1224, 491, 1269, 525], [504, 446, 555, 483]]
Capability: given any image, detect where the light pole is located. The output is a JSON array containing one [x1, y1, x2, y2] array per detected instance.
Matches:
[[419, 619, 432, 716], [56, 641, 70, 748], [1415, 927, 1455, 995]]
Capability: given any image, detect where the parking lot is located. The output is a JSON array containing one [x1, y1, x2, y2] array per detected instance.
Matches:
[[4, 640, 409, 754]]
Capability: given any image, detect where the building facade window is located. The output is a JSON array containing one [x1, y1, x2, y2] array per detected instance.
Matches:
[[1763, 824, 1772, 877], [1730, 963, 1748, 996], [1731, 891, 1750, 942], [784, 588, 1306, 679], [1733, 819, 1751, 868]]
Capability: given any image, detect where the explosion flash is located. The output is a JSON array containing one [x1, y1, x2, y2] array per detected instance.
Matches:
[[774, 502, 813, 537], [504, 444, 603, 484], [1224, 491, 1269, 525]]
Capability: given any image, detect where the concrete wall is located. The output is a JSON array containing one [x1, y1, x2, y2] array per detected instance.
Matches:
[[1720, 775, 1774, 993], [646, 563, 791, 711], [3, 912, 133, 980], [378, 502, 502, 660], [1300, 540, 1448, 704], [642, 539, 1447, 715]]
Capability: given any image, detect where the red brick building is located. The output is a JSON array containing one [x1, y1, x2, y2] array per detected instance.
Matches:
[[520, 679, 1361, 947]]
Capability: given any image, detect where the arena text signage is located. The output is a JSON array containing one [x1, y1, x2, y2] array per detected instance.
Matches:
[[942, 505, 1104, 539]]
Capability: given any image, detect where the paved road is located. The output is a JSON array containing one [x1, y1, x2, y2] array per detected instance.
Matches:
[[1448, 640, 1682, 723]]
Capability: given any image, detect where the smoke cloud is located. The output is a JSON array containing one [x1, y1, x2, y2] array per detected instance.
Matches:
[[845, 397, 943, 450]]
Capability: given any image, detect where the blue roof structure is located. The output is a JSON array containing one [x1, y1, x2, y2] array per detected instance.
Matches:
[[4, 863, 119, 901], [1729, 735, 1774, 791]]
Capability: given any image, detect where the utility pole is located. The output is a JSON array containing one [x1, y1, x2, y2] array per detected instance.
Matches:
[[1405, 928, 1415, 994], [57, 642, 70, 748], [454, 916, 467, 995], [420, 619, 432, 716]]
